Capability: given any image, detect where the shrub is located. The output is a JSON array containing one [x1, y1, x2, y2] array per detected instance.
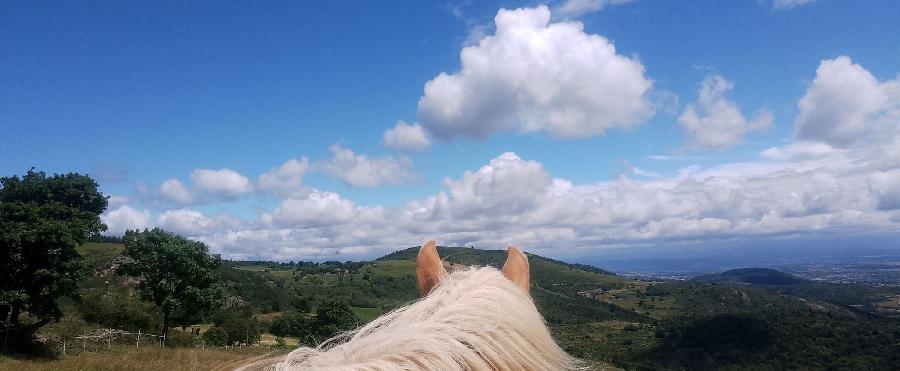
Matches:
[[79, 290, 161, 331], [203, 326, 228, 346], [212, 309, 261, 345], [275, 337, 287, 350], [270, 313, 311, 339], [313, 300, 360, 340], [166, 329, 197, 347]]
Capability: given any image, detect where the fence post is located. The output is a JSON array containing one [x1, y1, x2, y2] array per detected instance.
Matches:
[[136, 330, 140, 348], [107, 337, 111, 349], [162, 333, 166, 347], [62, 340, 66, 357]]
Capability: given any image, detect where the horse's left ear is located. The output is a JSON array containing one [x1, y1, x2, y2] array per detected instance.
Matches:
[[417, 240, 448, 296], [502, 245, 530, 293]]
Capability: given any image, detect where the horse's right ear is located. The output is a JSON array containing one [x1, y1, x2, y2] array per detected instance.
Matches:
[[416, 240, 448, 296]]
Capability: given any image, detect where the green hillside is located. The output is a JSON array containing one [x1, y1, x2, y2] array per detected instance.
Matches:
[[34, 243, 900, 370], [692, 268, 900, 319], [693, 268, 806, 285]]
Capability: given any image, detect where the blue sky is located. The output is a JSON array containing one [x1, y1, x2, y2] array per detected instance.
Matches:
[[3, 0, 900, 261]]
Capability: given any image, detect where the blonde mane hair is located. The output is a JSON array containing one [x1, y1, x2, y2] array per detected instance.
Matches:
[[275, 241, 581, 370]]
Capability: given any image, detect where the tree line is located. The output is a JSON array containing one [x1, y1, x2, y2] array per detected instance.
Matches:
[[0, 169, 359, 354]]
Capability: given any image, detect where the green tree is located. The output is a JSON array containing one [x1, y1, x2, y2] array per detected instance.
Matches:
[[120, 228, 222, 338], [203, 326, 228, 346], [0, 170, 107, 339], [313, 300, 360, 340], [212, 309, 261, 345]]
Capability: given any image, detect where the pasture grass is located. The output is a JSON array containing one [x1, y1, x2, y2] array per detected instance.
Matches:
[[349, 306, 382, 322], [0, 345, 271, 371]]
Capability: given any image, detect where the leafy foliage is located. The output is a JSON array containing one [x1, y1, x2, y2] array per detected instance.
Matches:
[[202, 326, 228, 346], [269, 312, 312, 342], [120, 229, 223, 337], [312, 300, 360, 340], [210, 309, 261, 345], [0, 170, 106, 337]]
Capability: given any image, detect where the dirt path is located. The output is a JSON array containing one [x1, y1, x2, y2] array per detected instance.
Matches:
[[214, 351, 284, 371]]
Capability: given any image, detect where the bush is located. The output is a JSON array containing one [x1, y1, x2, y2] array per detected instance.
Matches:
[[291, 296, 312, 313], [275, 337, 287, 350], [212, 309, 261, 345], [203, 326, 228, 346], [79, 290, 161, 331], [270, 313, 311, 339], [165, 329, 197, 347], [313, 300, 361, 340]]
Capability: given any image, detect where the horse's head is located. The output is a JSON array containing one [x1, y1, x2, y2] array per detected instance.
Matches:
[[277, 240, 581, 370], [416, 239, 530, 295]]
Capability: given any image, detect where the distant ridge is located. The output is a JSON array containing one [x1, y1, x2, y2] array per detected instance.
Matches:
[[691, 267, 806, 285], [377, 245, 616, 276]]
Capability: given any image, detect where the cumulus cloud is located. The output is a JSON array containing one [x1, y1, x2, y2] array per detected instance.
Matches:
[[159, 178, 194, 205], [145, 136, 900, 260], [417, 5, 654, 140], [101, 205, 151, 235], [109, 55, 900, 261], [317, 144, 417, 187], [795, 56, 899, 147], [678, 75, 773, 150], [553, 0, 634, 18], [382, 121, 430, 152], [157, 209, 215, 236], [257, 158, 310, 198], [190, 168, 253, 198], [772, 0, 815, 10], [106, 195, 131, 209], [261, 190, 359, 228], [439, 152, 553, 216]]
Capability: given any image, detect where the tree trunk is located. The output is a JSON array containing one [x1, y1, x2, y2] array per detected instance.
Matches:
[[9, 305, 20, 328], [161, 308, 170, 343]]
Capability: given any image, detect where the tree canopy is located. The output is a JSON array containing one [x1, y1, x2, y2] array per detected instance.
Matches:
[[0, 170, 107, 336], [120, 228, 223, 337]]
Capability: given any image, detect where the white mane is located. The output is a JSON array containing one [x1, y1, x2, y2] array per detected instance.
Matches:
[[276, 266, 581, 370]]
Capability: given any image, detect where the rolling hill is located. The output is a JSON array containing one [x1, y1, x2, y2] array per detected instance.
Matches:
[[692, 267, 900, 319]]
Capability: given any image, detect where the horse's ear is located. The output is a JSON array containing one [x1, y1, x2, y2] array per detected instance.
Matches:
[[502, 245, 530, 293], [416, 240, 448, 296]]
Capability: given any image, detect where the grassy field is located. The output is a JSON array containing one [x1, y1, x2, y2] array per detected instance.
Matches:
[[0, 346, 272, 371]]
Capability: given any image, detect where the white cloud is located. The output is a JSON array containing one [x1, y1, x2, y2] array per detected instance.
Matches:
[[439, 152, 554, 217], [190, 168, 253, 198], [382, 121, 430, 152], [101, 205, 151, 235], [159, 178, 194, 205], [870, 170, 900, 211], [795, 56, 899, 147], [157, 209, 214, 236], [117, 56, 900, 260], [772, 0, 815, 10], [760, 141, 837, 160], [678, 75, 773, 150], [160, 137, 900, 260], [257, 158, 310, 198], [417, 5, 654, 140], [553, 0, 634, 19], [261, 190, 359, 228], [317, 144, 417, 188], [106, 195, 130, 209]]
